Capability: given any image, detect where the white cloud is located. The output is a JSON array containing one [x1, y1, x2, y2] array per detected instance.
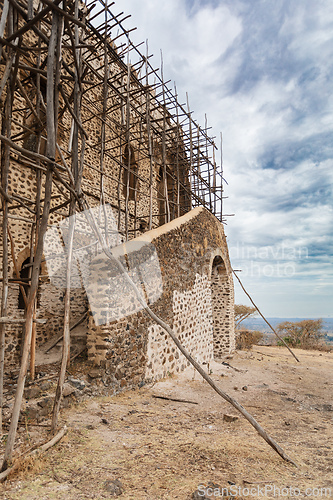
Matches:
[[111, 0, 333, 317]]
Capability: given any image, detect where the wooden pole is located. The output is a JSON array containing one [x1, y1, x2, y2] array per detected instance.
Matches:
[[1, 6, 63, 469], [160, 51, 170, 223], [1, 168, 54, 471], [0, 426, 67, 482], [220, 132, 223, 220], [232, 270, 300, 363], [0, 115, 9, 436], [212, 145, 217, 217], [51, 202, 75, 432], [99, 6, 110, 244], [145, 40, 154, 231], [29, 29, 43, 381], [117, 74, 125, 234], [125, 40, 131, 240], [0, 0, 13, 436], [206, 115, 212, 212], [78, 199, 296, 466], [134, 118, 142, 237], [0, 0, 9, 47], [52, 0, 86, 430], [174, 83, 180, 218], [186, 93, 193, 210]]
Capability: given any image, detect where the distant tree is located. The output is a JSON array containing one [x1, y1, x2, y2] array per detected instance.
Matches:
[[234, 304, 257, 329], [234, 305, 262, 350], [276, 319, 325, 349]]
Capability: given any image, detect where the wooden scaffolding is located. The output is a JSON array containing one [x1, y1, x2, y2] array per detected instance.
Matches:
[[0, 0, 225, 465]]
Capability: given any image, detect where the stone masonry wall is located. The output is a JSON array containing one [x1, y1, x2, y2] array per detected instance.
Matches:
[[86, 207, 235, 390], [145, 274, 213, 380], [0, 16, 188, 368]]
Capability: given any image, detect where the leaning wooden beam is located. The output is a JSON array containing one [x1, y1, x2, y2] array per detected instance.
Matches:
[[0, 134, 67, 172], [81, 198, 296, 466], [29, 127, 43, 380], [46, 312, 88, 353], [0, 39, 18, 100], [52, 0, 86, 431], [0, 426, 67, 482], [1, 156, 54, 471], [51, 203, 75, 432]]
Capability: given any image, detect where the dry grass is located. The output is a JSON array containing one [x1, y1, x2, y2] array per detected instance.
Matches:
[[1, 346, 333, 499], [235, 329, 263, 350]]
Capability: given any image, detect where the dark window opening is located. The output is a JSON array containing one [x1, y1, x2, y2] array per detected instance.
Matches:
[[157, 165, 175, 225], [212, 255, 227, 278], [122, 143, 139, 201], [18, 257, 32, 310]]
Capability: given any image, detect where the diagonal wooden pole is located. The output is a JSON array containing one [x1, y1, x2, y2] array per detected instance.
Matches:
[[79, 200, 297, 466]]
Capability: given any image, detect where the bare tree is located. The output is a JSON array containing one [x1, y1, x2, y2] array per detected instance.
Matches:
[[235, 304, 257, 329]]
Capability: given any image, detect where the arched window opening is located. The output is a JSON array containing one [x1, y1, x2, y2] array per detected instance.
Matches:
[[212, 256, 227, 279], [122, 143, 139, 201]]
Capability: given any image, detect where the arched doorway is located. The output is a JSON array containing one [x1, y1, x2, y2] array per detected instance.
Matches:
[[211, 255, 234, 357]]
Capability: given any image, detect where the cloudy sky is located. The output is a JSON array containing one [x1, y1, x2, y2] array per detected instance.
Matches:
[[111, 0, 333, 318]]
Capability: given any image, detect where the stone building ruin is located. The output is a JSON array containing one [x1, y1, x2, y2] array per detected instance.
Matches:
[[0, 0, 235, 389]]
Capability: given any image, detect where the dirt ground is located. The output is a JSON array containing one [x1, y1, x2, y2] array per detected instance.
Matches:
[[1, 346, 333, 499]]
